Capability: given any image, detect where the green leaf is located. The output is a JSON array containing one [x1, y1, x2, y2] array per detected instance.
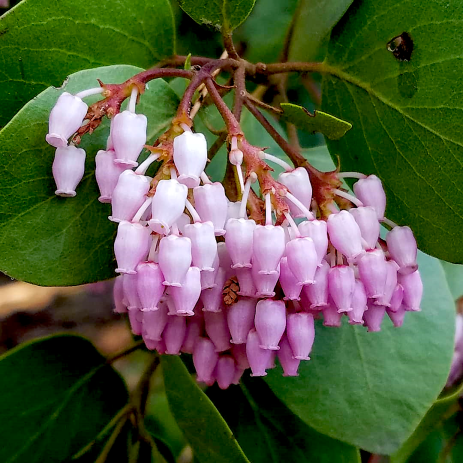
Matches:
[[440, 261, 463, 301], [176, 0, 255, 31], [287, 0, 354, 62], [0, 334, 129, 463], [207, 377, 361, 463], [0, 0, 175, 126], [161, 355, 250, 463], [280, 103, 352, 139], [265, 251, 455, 454], [321, 0, 463, 263], [0, 65, 179, 286]]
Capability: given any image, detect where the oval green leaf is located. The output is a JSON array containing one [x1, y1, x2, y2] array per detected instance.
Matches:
[[0, 65, 179, 286], [322, 0, 463, 262], [265, 251, 455, 454], [176, 0, 255, 31], [0, 334, 129, 463], [280, 103, 352, 139], [0, 0, 175, 126], [161, 355, 250, 463]]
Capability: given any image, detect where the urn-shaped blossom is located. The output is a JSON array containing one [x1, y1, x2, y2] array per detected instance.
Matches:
[[158, 235, 192, 287], [252, 225, 286, 275], [173, 131, 208, 188], [279, 257, 303, 301], [353, 175, 386, 220], [109, 170, 151, 222], [327, 210, 363, 261], [46, 92, 88, 147], [399, 270, 423, 311], [278, 336, 300, 377], [285, 237, 318, 285], [254, 299, 286, 350], [225, 218, 256, 268], [111, 110, 147, 167], [304, 260, 330, 308], [193, 183, 228, 235], [298, 220, 328, 266], [95, 149, 127, 203], [349, 206, 380, 250], [183, 221, 218, 271], [216, 356, 237, 390], [328, 265, 355, 313], [227, 298, 256, 344], [170, 266, 202, 316], [164, 315, 187, 355], [286, 312, 315, 360], [357, 249, 388, 299], [386, 226, 418, 275], [52, 146, 86, 197], [278, 167, 312, 217], [246, 329, 273, 377], [142, 300, 168, 341], [204, 310, 231, 352], [348, 280, 367, 325], [136, 261, 165, 311], [149, 179, 188, 235], [114, 221, 151, 274], [193, 337, 219, 383]]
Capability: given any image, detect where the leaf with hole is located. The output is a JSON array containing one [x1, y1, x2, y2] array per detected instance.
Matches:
[[0, 65, 179, 286], [322, 0, 463, 262]]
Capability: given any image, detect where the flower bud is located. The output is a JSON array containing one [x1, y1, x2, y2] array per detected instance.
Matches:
[[193, 183, 228, 235], [149, 179, 188, 235], [386, 226, 418, 275], [46, 92, 88, 147], [327, 211, 363, 261], [52, 146, 86, 197], [254, 299, 286, 350], [111, 110, 147, 167], [353, 175, 386, 220], [114, 221, 151, 274], [173, 131, 208, 188]]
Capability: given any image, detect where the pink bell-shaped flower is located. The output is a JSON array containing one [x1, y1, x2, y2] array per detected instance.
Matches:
[[246, 329, 273, 377], [286, 312, 315, 360], [182, 311, 204, 353], [386, 226, 418, 275], [375, 260, 399, 307], [204, 310, 231, 352], [399, 270, 423, 311], [46, 92, 88, 147], [279, 257, 303, 301], [193, 183, 228, 235], [113, 276, 127, 313], [285, 237, 318, 285], [227, 298, 256, 344], [235, 267, 257, 297], [149, 179, 188, 235], [353, 175, 386, 220], [109, 170, 151, 222], [252, 225, 286, 275], [52, 146, 86, 197], [357, 249, 388, 299], [201, 267, 227, 312], [349, 206, 380, 250], [173, 131, 208, 188], [122, 273, 141, 310], [216, 356, 237, 389], [95, 149, 127, 203], [158, 235, 192, 287], [322, 301, 343, 327], [277, 336, 300, 376], [231, 343, 250, 370], [142, 300, 169, 341], [114, 221, 151, 274], [387, 305, 406, 327], [136, 261, 165, 311], [363, 303, 386, 332], [200, 258, 219, 290], [327, 210, 363, 261], [170, 266, 202, 316], [128, 307, 143, 335], [254, 299, 286, 350], [304, 260, 330, 308], [389, 284, 404, 312], [111, 110, 147, 167], [217, 242, 234, 280], [183, 221, 218, 271], [252, 263, 279, 297], [225, 218, 256, 268], [298, 220, 328, 266], [328, 265, 355, 313], [348, 280, 367, 325], [164, 315, 187, 355], [278, 167, 312, 217], [193, 337, 219, 383]]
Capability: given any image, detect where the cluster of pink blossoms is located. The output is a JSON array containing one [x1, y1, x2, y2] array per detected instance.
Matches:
[[46, 86, 423, 389]]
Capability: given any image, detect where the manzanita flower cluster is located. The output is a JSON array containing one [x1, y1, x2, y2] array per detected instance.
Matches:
[[45, 76, 423, 389]]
